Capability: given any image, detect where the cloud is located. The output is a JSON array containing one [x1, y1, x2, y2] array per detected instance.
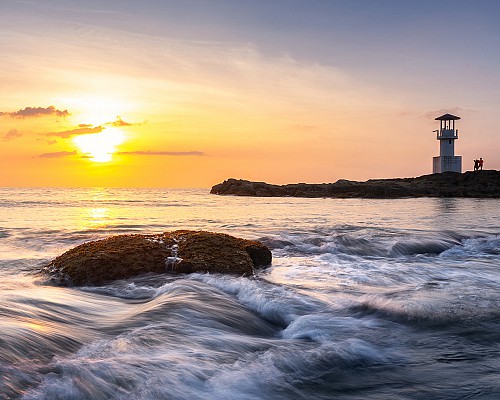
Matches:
[[45, 126, 103, 138], [2, 129, 22, 141], [37, 150, 77, 158], [43, 117, 136, 139], [423, 107, 476, 120], [0, 106, 69, 119], [294, 124, 318, 131], [107, 116, 133, 127], [116, 150, 204, 156]]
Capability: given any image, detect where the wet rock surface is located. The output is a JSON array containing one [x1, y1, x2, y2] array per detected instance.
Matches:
[[41, 230, 272, 286], [211, 170, 500, 198]]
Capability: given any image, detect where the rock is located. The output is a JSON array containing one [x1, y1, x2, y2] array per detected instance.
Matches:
[[210, 170, 500, 198], [41, 230, 272, 286]]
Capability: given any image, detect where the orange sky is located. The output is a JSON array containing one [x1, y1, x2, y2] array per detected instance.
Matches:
[[1, 1, 499, 188]]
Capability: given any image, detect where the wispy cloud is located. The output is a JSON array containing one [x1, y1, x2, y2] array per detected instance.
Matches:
[[2, 129, 22, 141], [423, 107, 476, 120], [0, 106, 69, 119], [45, 126, 103, 138], [37, 150, 77, 158], [294, 124, 318, 131], [107, 116, 133, 127], [117, 150, 204, 156], [43, 117, 137, 139]]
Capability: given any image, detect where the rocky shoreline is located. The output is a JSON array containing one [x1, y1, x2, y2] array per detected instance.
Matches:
[[211, 170, 500, 198]]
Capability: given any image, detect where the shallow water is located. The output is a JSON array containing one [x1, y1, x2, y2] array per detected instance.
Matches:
[[1, 188, 499, 399]]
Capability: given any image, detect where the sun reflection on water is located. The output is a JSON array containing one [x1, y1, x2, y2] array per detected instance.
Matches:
[[87, 207, 110, 227], [77, 188, 115, 230]]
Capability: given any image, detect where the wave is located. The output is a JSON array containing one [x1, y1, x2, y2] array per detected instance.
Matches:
[[0, 229, 11, 239], [12, 277, 407, 400], [189, 274, 324, 327], [389, 236, 462, 256], [441, 235, 500, 257], [0, 199, 193, 208], [2, 268, 500, 399], [262, 228, 494, 259]]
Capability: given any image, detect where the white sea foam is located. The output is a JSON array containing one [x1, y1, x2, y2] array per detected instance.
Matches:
[[190, 273, 324, 327]]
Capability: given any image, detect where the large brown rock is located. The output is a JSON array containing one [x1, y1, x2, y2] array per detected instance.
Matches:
[[41, 230, 272, 286]]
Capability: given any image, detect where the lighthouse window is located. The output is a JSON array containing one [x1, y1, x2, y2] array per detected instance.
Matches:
[[449, 140, 452, 144]]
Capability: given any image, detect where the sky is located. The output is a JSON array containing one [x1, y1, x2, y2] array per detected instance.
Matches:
[[1, 0, 499, 188]]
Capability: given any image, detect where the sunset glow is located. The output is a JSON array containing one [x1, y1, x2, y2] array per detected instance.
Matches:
[[1, 1, 499, 187]]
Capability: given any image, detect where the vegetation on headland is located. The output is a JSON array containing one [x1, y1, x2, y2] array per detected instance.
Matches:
[[211, 170, 500, 198]]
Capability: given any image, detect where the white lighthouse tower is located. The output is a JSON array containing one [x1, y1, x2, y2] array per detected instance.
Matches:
[[432, 113, 462, 173]]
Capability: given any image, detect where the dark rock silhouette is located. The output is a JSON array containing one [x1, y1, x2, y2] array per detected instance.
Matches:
[[211, 170, 500, 198], [41, 230, 272, 286]]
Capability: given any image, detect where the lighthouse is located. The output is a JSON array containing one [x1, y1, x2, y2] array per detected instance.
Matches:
[[432, 113, 462, 173]]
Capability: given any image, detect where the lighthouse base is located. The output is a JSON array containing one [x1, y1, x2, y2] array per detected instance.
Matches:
[[433, 156, 462, 174]]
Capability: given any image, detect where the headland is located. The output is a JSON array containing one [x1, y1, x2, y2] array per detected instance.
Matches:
[[211, 170, 500, 198]]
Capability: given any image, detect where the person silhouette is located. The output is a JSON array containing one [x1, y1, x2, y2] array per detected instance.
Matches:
[[474, 159, 479, 171], [479, 158, 484, 170]]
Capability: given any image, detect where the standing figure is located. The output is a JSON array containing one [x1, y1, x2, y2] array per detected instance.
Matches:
[[474, 159, 479, 171], [479, 158, 484, 170]]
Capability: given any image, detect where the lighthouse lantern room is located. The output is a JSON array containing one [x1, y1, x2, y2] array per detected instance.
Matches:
[[432, 113, 462, 173]]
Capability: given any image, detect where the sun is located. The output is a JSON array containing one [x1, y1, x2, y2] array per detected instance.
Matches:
[[73, 128, 125, 162]]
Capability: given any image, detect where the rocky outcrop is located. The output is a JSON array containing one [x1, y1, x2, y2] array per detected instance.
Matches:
[[211, 170, 500, 198], [41, 230, 272, 286]]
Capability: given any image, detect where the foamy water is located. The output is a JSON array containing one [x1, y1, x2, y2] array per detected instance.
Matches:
[[1, 188, 499, 399]]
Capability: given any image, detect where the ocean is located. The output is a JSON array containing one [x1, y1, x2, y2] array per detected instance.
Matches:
[[1, 188, 499, 399]]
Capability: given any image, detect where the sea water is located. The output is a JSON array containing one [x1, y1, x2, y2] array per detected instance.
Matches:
[[0, 188, 499, 399]]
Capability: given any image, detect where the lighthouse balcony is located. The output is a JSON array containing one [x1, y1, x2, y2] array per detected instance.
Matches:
[[436, 130, 458, 140]]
